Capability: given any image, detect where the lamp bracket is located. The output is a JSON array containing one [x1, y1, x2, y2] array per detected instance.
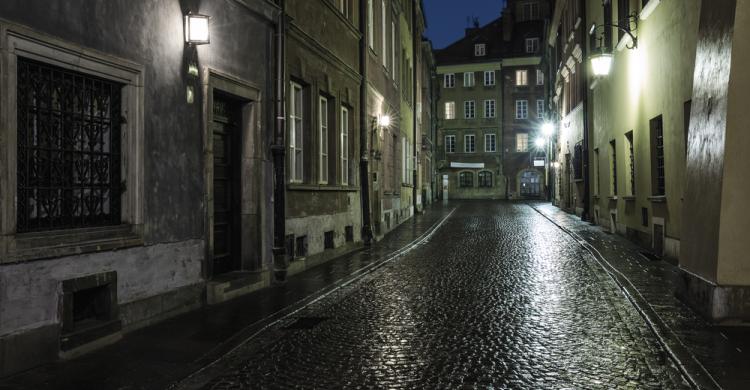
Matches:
[[589, 13, 639, 50]]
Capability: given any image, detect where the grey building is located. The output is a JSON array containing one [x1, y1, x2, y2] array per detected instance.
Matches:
[[0, 0, 277, 377]]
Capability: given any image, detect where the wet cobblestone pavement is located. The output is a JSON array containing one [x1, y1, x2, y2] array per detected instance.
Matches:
[[177, 202, 690, 389]]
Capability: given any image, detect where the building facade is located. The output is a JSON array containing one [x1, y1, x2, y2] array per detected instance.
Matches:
[[435, 19, 506, 200], [0, 0, 277, 377], [418, 39, 437, 207]]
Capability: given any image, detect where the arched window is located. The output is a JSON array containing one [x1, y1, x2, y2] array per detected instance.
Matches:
[[478, 171, 493, 187], [459, 171, 474, 188]]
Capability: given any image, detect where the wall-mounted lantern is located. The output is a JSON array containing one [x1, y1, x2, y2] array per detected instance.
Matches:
[[185, 12, 210, 45], [588, 14, 638, 77], [377, 114, 391, 128]]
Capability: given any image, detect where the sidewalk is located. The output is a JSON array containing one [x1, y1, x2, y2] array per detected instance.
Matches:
[[0, 204, 455, 390], [530, 202, 750, 390]]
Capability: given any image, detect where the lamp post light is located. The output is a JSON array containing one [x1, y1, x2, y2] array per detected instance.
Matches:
[[588, 16, 638, 78]]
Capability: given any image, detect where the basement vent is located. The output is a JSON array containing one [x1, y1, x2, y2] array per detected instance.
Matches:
[[60, 272, 121, 352], [295, 235, 308, 257], [345, 226, 354, 242], [284, 317, 330, 330]]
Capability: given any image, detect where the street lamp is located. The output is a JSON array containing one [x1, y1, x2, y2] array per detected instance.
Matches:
[[590, 50, 614, 77], [588, 15, 638, 78], [542, 122, 554, 137], [185, 12, 211, 45], [534, 137, 547, 149], [377, 114, 391, 128]]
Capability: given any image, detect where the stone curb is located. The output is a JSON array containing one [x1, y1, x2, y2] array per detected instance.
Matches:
[[170, 207, 457, 390], [528, 203, 720, 390]]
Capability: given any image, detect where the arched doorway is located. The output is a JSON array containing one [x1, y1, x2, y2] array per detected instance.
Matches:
[[519, 170, 542, 198]]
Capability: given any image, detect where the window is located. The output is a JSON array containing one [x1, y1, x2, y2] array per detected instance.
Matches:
[[650, 115, 665, 196], [290, 82, 304, 183], [464, 101, 475, 119], [478, 171, 493, 187], [392, 21, 396, 79], [459, 172, 474, 188], [537, 100, 545, 119], [520, 1, 540, 21], [445, 135, 456, 153], [465, 135, 475, 153], [338, 0, 350, 18], [525, 38, 540, 53], [444, 101, 455, 119], [484, 100, 496, 118], [368, 0, 374, 49], [474, 44, 486, 56], [341, 107, 350, 185], [516, 133, 529, 152], [626, 131, 635, 196], [594, 148, 601, 196], [536, 69, 544, 85], [610, 139, 618, 195], [484, 70, 495, 86], [618, 0, 631, 41], [516, 70, 528, 86], [444, 73, 455, 88], [603, 0, 613, 50], [382, 0, 387, 67], [402, 137, 407, 184], [463, 72, 475, 87], [16, 58, 123, 232], [516, 100, 528, 119], [319, 96, 329, 184], [485, 134, 497, 152]]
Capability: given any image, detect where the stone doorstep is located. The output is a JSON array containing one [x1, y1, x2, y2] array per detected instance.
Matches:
[[206, 271, 271, 305]]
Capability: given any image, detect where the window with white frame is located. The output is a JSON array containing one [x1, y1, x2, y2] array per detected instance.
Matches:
[[381, 0, 387, 67], [478, 171, 493, 187], [444, 73, 455, 88], [465, 134, 476, 153], [445, 101, 455, 119], [484, 100, 496, 118], [341, 106, 349, 185], [516, 70, 528, 86], [536, 69, 545, 85], [474, 44, 486, 56], [484, 70, 495, 86], [319, 96, 329, 184], [537, 100, 545, 119], [463, 72, 475, 87], [368, 0, 374, 49], [290, 82, 304, 183], [516, 133, 529, 152], [516, 100, 528, 119], [526, 38, 540, 53], [445, 135, 456, 153], [464, 100, 475, 119], [485, 133, 497, 152]]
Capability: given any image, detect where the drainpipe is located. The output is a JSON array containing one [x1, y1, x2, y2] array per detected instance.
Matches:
[[412, 0, 418, 213], [359, 0, 373, 246], [580, 0, 591, 221], [272, 0, 287, 282]]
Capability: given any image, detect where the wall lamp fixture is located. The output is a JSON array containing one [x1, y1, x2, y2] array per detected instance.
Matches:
[[185, 12, 210, 45], [588, 14, 638, 77]]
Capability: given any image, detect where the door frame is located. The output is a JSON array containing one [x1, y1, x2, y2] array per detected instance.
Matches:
[[202, 68, 263, 279]]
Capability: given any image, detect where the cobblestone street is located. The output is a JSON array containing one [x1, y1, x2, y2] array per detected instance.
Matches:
[[177, 202, 690, 389]]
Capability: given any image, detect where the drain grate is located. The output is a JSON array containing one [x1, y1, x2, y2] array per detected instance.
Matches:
[[284, 317, 330, 330], [640, 251, 661, 262]]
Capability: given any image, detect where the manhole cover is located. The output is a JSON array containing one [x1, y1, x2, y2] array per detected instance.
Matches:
[[284, 317, 330, 330], [640, 251, 661, 262]]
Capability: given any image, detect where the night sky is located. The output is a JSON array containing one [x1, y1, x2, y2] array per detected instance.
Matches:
[[424, 0, 507, 49]]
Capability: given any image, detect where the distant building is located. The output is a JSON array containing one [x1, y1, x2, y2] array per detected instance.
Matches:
[[434, 0, 551, 200]]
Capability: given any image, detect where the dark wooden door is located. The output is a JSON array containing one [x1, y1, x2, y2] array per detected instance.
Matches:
[[212, 95, 241, 276]]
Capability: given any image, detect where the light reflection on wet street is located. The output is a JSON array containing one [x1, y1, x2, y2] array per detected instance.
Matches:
[[184, 202, 689, 389]]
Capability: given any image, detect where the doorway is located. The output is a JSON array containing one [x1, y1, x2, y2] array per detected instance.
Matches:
[[520, 170, 542, 198], [212, 94, 242, 276]]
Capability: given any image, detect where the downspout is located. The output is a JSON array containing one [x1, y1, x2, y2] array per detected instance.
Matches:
[[580, 0, 591, 221], [359, 0, 373, 246], [411, 0, 418, 213], [272, 0, 288, 282]]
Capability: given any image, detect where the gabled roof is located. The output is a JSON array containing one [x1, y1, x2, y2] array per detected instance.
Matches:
[[434, 17, 505, 65]]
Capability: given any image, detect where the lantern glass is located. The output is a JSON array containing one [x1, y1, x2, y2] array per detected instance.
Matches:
[[377, 114, 391, 128], [185, 14, 210, 44], [590, 53, 613, 77]]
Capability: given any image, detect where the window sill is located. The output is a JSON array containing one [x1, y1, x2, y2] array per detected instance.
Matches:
[[648, 195, 667, 203], [287, 184, 359, 192], [2, 224, 143, 264], [622, 195, 636, 202], [608, 196, 619, 201]]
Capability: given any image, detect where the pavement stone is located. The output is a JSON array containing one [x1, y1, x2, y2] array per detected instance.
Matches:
[[176, 201, 691, 390]]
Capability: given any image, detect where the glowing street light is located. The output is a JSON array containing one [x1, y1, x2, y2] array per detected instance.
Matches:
[[534, 137, 547, 149], [542, 122, 554, 137], [590, 52, 613, 77], [377, 114, 391, 128], [185, 13, 210, 45]]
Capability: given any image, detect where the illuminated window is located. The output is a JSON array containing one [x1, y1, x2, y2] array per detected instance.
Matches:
[[516, 70, 528, 86], [463, 72, 475, 87], [516, 133, 529, 152], [444, 101, 455, 119]]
